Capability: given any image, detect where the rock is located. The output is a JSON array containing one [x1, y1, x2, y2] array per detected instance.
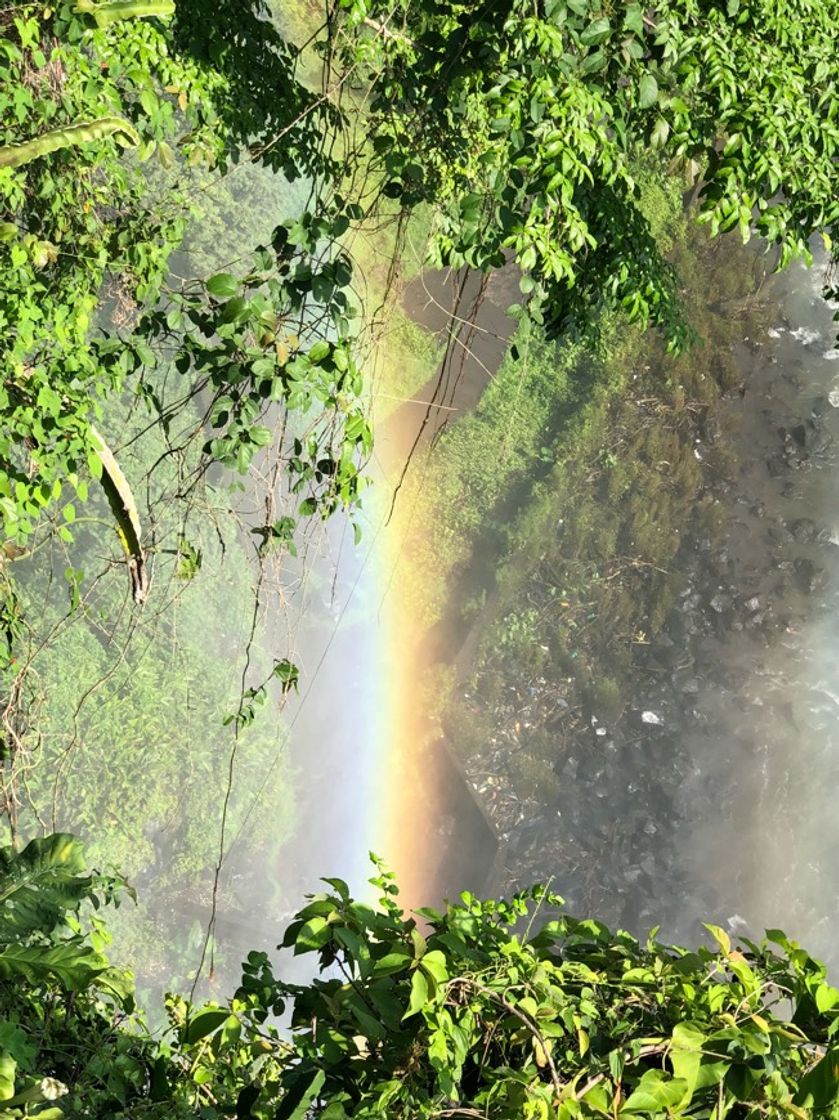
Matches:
[[787, 518, 818, 543], [789, 423, 809, 449], [812, 395, 831, 418], [641, 711, 663, 725], [793, 557, 826, 595], [709, 591, 732, 614]]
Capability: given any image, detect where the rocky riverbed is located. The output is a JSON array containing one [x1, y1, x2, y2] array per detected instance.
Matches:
[[437, 248, 839, 959]]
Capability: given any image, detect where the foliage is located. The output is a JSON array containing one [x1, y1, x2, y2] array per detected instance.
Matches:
[[130, 205, 373, 520], [6, 844, 839, 1119], [0, 832, 152, 1118], [4, 0, 838, 552], [0, 0, 336, 549], [6, 524, 296, 991], [0, 2, 186, 545], [335, 0, 839, 348]]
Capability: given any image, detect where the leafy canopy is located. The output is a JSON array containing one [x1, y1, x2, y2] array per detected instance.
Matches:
[[2, 0, 838, 559], [336, 0, 839, 348], [4, 841, 839, 1119]]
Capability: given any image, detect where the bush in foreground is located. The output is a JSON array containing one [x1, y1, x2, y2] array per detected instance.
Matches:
[[1, 834, 838, 1118]]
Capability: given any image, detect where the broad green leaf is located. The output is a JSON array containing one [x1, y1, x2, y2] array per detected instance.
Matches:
[[669, 1023, 704, 1103], [695, 1060, 730, 1090], [403, 968, 430, 1020], [795, 1048, 839, 1109], [294, 916, 332, 953], [0, 1024, 34, 1071], [420, 949, 448, 985], [221, 296, 249, 324], [307, 340, 331, 363], [372, 950, 412, 977], [185, 1007, 229, 1044], [621, 1070, 689, 1113], [638, 74, 658, 110], [672, 1022, 706, 1050], [816, 984, 839, 1013], [276, 1069, 326, 1120], [250, 425, 272, 448], [0, 941, 107, 989], [0, 1052, 16, 1101], [580, 17, 610, 46], [207, 273, 239, 299], [704, 923, 731, 956], [650, 116, 671, 148], [623, 3, 645, 36], [0, 834, 90, 941]]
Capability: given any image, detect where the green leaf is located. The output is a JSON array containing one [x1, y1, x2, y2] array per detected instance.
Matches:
[[638, 74, 658, 110], [795, 1048, 839, 1109], [0, 834, 92, 942], [672, 1022, 706, 1051], [816, 984, 839, 1013], [420, 949, 448, 985], [207, 273, 239, 299], [670, 1024, 705, 1098], [307, 340, 331, 363], [221, 296, 249, 324], [621, 1070, 689, 1113], [250, 425, 272, 448], [185, 1007, 229, 1044], [519, 244, 537, 272], [294, 916, 332, 953], [0, 941, 108, 988], [372, 950, 412, 977], [403, 968, 430, 1020], [580, 17, 610, 46], [276, 1069, 326, 1120], [623, 3, 645, 36], [650, 116, 671, 148], [0, 1052, 16, 1102], [273, 654, 300, 689], [580, 48, 607, 73], [703, 923, 731, 956], [0, 1024, 34, 1071]]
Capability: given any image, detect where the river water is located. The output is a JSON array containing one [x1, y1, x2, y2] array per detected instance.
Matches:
[[671, 256, 839, 960]]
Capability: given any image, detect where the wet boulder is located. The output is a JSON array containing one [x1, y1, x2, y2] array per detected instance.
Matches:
[[709, 590, 733, 614], [793, 556, 826, 595], [787, 518, 818, 543]]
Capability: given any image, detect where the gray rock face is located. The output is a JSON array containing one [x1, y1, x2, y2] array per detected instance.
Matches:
[[793, 557, 826, 595]]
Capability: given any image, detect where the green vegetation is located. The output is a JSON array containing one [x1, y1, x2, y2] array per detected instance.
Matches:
[[341, 0, 839, 347], [2, 3, 839, 1115], [5, 835, 839, 1118], [2, 0, 837, 556], [1, 374, 296, 996], [399, 205, 772, 816]]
